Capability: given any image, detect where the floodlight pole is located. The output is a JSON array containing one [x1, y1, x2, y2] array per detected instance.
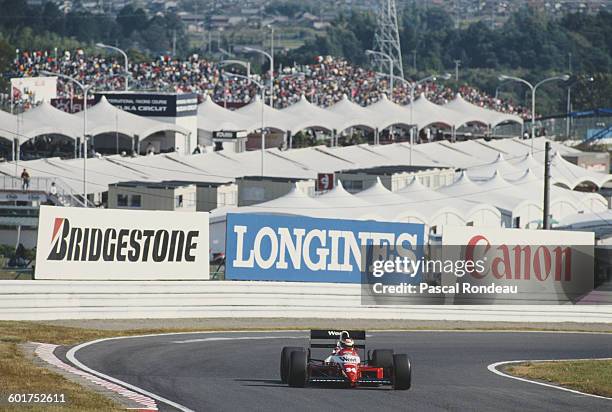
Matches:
[[96, 43, 129, 91], [242, 46, 273, 108], [543, 141, 551, 230], [498, 74, 569, 154], [41, 71, 91, 206], [407, 74, 450, 165], [224, 73, 266, 176]]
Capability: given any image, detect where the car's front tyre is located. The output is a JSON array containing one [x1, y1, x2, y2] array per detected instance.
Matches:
[[392, 354, 412, 390]]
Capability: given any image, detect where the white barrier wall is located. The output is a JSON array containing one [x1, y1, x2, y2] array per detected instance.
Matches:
[[1, 280, 610, 322]]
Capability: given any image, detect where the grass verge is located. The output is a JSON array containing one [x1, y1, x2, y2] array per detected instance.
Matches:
[[0, 321, 223, 411], [1, 320, 611, 410], [505, 360, 612, 397]]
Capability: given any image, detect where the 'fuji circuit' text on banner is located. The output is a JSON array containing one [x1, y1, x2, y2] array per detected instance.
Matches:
[[225, 213, 425, 283], [35, 206, 209, 280]]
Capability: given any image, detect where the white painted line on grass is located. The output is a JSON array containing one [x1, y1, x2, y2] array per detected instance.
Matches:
[[488, 358, 612, 401]]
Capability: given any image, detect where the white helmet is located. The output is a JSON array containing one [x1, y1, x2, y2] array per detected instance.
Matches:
[[339, 331, 354, 348]]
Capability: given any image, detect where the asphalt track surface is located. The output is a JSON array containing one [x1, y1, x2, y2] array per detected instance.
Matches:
[[69, 331, 612, 412]]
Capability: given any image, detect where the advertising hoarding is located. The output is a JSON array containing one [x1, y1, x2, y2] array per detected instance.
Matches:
[[94, 92, 198, 117], [35, 206, 209, 280], [441, 226, 595, 303], [225, 213, 425, 283], [316, 173, 334, 192], [11, 77, 58, 103]]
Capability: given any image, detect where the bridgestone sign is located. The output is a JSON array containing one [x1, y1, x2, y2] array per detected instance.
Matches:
[[35, 206, 209, 280]]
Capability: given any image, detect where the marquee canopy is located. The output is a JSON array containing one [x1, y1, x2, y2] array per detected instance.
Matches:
[[75, 96, 190, 138], [444, 93, 523, 128], [197, 94, 252, 133], [0, 108, 57, 144]]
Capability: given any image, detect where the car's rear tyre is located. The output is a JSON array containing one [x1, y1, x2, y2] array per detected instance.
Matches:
[[392, 354, 412, 390], [280, 346, 304, 384], [288, 350, 308, 388], [371, 349, 394, 368]]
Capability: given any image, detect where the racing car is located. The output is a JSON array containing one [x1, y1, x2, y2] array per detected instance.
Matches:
[[280, 330, 411, 389]]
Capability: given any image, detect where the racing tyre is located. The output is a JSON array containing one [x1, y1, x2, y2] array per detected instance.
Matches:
[[371, 349, 394, 368], [288, 350, 308, 388], [392, 354, 412, 390], [280, 346, 304, 384]]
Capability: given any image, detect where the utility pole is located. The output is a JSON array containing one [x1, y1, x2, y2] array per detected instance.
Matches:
[[454, 60, 461, 82], [172, 30, 176, 57], [543, 141, 551, 230]]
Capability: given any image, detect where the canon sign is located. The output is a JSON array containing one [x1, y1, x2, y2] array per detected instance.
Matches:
[[464, 235, 573, 282], [442, 226, 594, 302], [35, 206, 209, 280]]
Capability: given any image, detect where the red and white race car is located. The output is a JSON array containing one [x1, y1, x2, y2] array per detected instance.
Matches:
[[280, 330, 411, 389]]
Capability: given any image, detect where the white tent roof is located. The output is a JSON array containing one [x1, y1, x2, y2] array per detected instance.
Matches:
[[550, 152, 612, 189], [327, 94, 379, 131], [444, 93, 523, 127], [235, 95, 298, 132], [353, 178, 429, 223], [468, 153, 525, 181], [20, 101, 91, 140], [76, 96, 189, 138], [367, 143, 450, 167], [0, 109, 58, 144], [511, 151, 612, 189], [280, 95, 346, 133], [407, 93, 468, 130], [451, 139, 506, 163], [437, 170, 536, 215], [315, 180, 386, 220], [416, 141, 482, 168], [365, 94, 411, 130], [508, 168, 607, 214], [197, 95, 252, 133]]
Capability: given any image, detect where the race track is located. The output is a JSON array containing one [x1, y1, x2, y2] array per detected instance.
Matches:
[[67, 331, 612, 411]]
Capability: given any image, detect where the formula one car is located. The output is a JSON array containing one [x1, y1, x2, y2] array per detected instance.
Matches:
[[280, 330, 411, 389]]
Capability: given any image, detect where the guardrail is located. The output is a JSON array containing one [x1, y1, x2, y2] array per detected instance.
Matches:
[[1, 280, 611, 322], [0, 175, 92, 207]]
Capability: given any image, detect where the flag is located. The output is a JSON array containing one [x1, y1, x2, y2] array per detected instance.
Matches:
[[12, 87, 21, 100]]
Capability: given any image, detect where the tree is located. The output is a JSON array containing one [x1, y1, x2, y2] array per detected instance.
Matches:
[[116, 5, 147, 37]]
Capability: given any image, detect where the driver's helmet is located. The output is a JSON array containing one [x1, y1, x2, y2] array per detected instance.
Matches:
[[339, 331, 354, 349]]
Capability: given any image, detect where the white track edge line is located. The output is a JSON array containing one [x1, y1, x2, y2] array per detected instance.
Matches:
[[487, 358, 612, 401], [66, 329, 612, 410], [66, 340, 195, 412]]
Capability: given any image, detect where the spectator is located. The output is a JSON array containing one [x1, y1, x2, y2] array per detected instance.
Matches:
[[49, 181, 57, 196], [11, 50, 530, 119], [21, 169, 30, 190]]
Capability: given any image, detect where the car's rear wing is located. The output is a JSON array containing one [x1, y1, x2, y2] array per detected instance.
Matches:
[[310, 330, 366, 349]]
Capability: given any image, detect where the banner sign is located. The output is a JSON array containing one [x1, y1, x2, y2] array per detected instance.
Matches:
[[441, 227, 594, 303], [212, 130, 247, 141], [35, 206, 209, 280], [94, 92, 198, 117], [11, 77, 57, 103], [316, 173, 334, 192], [225, 213, 425, 283]]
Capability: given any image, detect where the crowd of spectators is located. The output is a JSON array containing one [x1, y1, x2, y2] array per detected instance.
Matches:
[[9, 50, 530, 118]]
